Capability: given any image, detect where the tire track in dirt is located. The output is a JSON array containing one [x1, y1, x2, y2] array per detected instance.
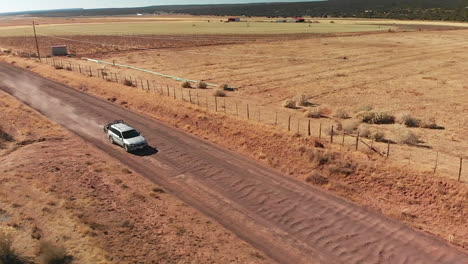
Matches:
[[1, 63, 467, 264]]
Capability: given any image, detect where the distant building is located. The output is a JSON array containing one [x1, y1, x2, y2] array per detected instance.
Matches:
[[51, 45, 68, 56], [227, 17, 240, 22]]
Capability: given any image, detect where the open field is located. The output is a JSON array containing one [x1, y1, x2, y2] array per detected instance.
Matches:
[[0, 90, 267, 263], [2, 57, 467, 254]]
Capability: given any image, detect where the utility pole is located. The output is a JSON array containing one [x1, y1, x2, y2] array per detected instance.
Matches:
[[32, 21, 41, 61]]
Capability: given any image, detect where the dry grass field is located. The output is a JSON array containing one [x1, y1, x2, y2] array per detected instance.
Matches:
[[0, 90, 268, 263], [3, 56, 467, 250]]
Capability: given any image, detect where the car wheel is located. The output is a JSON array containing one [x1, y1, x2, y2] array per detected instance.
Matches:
[[124, 144, 130, 152], [108, 136, 114, 144]]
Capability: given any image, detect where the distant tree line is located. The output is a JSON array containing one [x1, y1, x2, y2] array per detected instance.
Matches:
[[5, 0, 468, 22]]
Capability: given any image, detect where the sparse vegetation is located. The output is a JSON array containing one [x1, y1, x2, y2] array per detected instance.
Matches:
[[420, 117, 443, 129], [370, 130, 386, 142], [181, 81, 192, 88], [39, 241, 72, 264], [355, 111, 395, 124], [282, 99, 296, 109], [393, 126, 420, 145], [197, 81, 208, 89], [0, 230, 26, 264], [333, 109, 349, 119], [358, 124, 371, 138], [396, 113, 421, 127], [213, 89, 226, 97], [123, 79, 134, 87], [305, 172, 329, 185], [304, 108, 322, 118], [342, 119, 361, 133], [292, 94, 309, 107]]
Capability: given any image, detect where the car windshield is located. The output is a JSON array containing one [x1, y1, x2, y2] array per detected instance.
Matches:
[[122, 129, 140, 139]]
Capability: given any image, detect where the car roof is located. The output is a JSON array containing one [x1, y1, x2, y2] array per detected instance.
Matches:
[[111, 123, 135, 132]]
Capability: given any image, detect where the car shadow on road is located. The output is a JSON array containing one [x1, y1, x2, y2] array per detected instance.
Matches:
[[131, 145, 159, 156]]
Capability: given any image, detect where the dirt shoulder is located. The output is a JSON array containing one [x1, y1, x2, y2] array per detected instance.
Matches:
[[0, 91, 268, 263], [3, 56, 466, 250]]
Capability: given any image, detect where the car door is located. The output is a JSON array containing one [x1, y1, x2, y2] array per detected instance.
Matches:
[[114, 131, 124, 146]]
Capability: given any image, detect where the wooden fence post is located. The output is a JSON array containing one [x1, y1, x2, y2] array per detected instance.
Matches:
[[355, 132, 360, 150], [173, 87, 176, 99], [459, 158, 463, 182], [433, 152, 439, 173], [215, 96, 218, 112], [197, 92, 200, 106], [78, 64, 81, 73], [236, 102, 239, 116], [247, 104, 250, 119], [189, 90, 192, 103], [308, 119, 311, 136], [342, 131, 345, 146], [147, 80, 150, 91], [275, 112, 278, 126], [297, 119, 300, 133], [319, 123, 322, 139], [288, 115, 291, 131], [330, 126, 334, 143], [258, 108, 261, 122], [140, 79, 144, 90], [386, 140, 391, 158]]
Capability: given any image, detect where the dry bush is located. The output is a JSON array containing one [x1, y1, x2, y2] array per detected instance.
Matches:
[[420, 117, 443, 129], [333, 109, 350, 119], [304, 108, 322, 118], [370, 130, 386, 142], [292, 94, 309, 107], [371, 112, 395, 124], [342, 119, 361, 133], [282, 99, 296, 109], [40, 241, 72, 264], [123, 79, 134, 87], [305, 172, 329, 185], [181, 81, 192, 88], [358, 124, 371, 138], [393, 126, 419, 145], [213, 89, 226, 97], [355, 111, 395, 124], [0, 230, 25, 264], [328, 160, 356, 176], [54, 65, 63, 70], [307, 149, 336, 166], [396, 113, 421, 127], [197, 81, 208, 89]]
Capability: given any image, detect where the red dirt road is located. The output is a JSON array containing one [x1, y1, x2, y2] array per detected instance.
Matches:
[[1, 63, 466, 264]]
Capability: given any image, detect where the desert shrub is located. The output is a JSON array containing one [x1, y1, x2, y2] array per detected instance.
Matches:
[[333, 109, 349, 119], [342, 119, 361, 133], [181, 81, 192, 88], [396, 113, 421, 127], [305, 173, 329, 185], [220, 84, 229, 90], [197, 81, 208, 89], [355, 111, 395, 124], [0, 230, 24, 264], [393, 127, 419, 145], [54, 65, 63, 70], [307, 149, 335, 166], [328, 160, 356, 176], [282, 99, 296, 109], [371, 112, 395, 124], [354, 111, 375, 123], [40, 241, 72, 264], [370, 130, 386, 142], [213, 89, 226, 97], [304, 108, 322, 118], [293, 94, 309, 107], [357, 124, 371, 138], [123, 79, 134, 87], [420, 117, 443, 129]]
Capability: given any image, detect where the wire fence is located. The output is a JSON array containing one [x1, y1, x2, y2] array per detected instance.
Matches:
[[10, 54, 467, 183]]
